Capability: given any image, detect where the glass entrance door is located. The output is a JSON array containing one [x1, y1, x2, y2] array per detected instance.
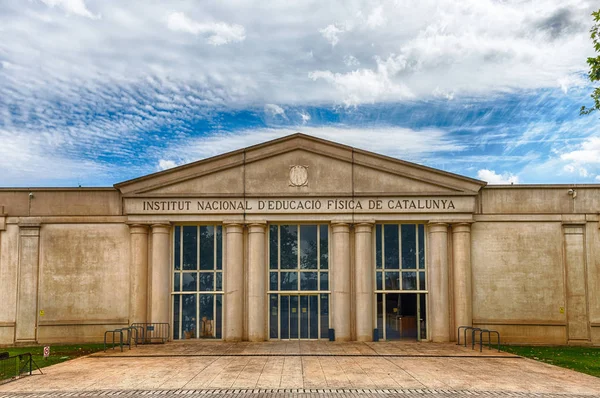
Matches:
[[278, 294, 320, 339]]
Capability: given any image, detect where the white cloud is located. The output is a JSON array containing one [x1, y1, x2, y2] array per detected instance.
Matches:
[[40, 0, 99, 19], [299, 112, 311, 124], [264, 104, 286, 117], [319, 24, 345, 46], [343, 55, 360, 67], [561, 137, 600, 164], [477, 169, 520, 184], [167, 12, 245, 45], [366, 6, 386, 29], [158, 159, 177, 170], [595, 175, 600, 182]]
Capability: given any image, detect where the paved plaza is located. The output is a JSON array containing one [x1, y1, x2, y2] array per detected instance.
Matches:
[[0, 342, 599, 397]]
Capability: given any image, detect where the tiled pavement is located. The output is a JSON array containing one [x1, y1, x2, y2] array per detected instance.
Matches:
[[0, 342, 599, 396]]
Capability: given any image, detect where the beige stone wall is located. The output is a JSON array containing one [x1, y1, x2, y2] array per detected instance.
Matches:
[[0, 224, 19, 345], [471, 221, 567, 343], [0, 189, 121, 216], [36, 223, 130, 343]]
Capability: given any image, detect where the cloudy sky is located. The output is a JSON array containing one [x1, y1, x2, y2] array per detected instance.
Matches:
[[0, 0, 598, 187]]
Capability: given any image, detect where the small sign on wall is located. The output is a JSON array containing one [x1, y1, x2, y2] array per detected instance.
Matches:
[[559, 307, 565, 314], [39, 310, 44, 316]]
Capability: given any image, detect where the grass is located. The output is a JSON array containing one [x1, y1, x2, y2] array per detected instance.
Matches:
[[1, 343, 105, 371], [501, 345, 600, 378]]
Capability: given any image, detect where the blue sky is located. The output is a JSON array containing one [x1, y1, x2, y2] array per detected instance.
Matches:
[[0, 0, 599, 187]]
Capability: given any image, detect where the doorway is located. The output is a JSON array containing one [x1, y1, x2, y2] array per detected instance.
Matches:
[[272, 294, 325, 339], [376, 293, 427, 340]]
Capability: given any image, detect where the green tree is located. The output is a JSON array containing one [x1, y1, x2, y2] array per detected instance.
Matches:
[[581, 10, 600, 115]]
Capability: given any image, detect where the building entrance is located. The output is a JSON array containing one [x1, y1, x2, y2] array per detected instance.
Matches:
[[377, 293, 426, 340]]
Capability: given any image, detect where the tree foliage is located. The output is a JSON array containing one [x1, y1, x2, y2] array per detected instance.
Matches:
[[581, 10, 600, 115]]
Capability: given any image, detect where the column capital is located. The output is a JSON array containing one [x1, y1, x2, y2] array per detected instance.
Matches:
[[223, 222, 244, 234], [128, 224, 149, 235], [428, 222, 448, 234], [331, 222, 351, 233], [151, 223, 170, 234], [452, 223, 472, 234], [354, 222, 374, 234], [247, 222, 267, 234]]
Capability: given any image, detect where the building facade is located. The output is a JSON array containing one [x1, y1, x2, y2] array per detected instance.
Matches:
[[0, 134, 598, 345]]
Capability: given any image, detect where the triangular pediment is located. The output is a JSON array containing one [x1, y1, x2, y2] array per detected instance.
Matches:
[[115, 134, 486, 197]]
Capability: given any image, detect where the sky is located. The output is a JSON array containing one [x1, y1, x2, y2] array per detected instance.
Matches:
[[0, 0, 599, 187]]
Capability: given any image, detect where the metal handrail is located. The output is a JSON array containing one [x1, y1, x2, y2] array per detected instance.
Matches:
[[103, 329, 124, 352], [0, 353, 42, 385]]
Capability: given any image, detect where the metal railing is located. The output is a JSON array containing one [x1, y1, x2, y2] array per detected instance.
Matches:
[[130, 323, 170, 344], [457, 325, 501, 352], [0, 352, 42, 385]]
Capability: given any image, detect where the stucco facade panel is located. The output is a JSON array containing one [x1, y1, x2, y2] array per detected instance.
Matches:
[[245, 149, 352, 195], [0, 224, 19, 344], [472, 324, 566, 345], [471, 222, 565, 324], [480, 188, 572, 214], [38, 224, 130, 328], [353, 165, 458, 194], [586, 223, 600, 326], [0, 191, 30, 216], [145, 166, 244, 196]]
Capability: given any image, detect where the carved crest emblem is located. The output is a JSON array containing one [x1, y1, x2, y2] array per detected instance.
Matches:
[[289, 165, 309, 187]]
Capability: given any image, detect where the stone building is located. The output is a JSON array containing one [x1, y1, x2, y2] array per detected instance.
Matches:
[[0, 134, 597, 345]]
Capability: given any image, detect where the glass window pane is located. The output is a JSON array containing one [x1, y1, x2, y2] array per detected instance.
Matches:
[[418, 225, 425, 269], [401, 225, 417, 269], [309, 295, 318, 339], [376, 272, 382, 290], [385, 271, 400, 290], [402, 272, 417, 290], [300, 295, 309, 338], [320, 272, 329, 290], [280, 295, 289, 339], [200, 226, 215, 270], [280, 271, 298, 290], [174, 226, 181, 270], [376, 225, 382, 269], [200, 273, 214, 291], [300, 225, 318, 269], [376, 293, 383, 340], [419, 271, 426, 290], [290, 296, 298, 339], [269, 225, 278, 269], [280, 225, 298, 269], [199, 294, 214, 338], [270, 272, 278, 291], [182, 273, 197, 292], [270, 294, 278, 338], [216, 294, 222, 339], [300, 272, 318, 291], [174, 273, 181, 292], [384, 225, 399, 269], [183, 226, 198, 270], [182, 294, 196, 339], [173, 295, 180, 340], [320, 225, 329, 269], [216, 226, 223, 270], [320, 294, 329, 339], [216, 272, 223, 291], [419, 294, 427, 340]]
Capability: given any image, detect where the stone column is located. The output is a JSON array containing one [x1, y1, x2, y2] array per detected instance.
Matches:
[[332, 222, 351, 341], [129, 224, 149, 325], [247, 222, 267, 341], [224, 223, 244, 341], [150, 224, 171, 326], [354, 222, 374, 341], [452, 223, 472, 334], [15, 223, 40, 342], [428, 222, 450, 342]]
